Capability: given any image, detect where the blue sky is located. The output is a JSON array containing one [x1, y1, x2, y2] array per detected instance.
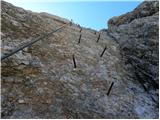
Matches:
[[5, 0, 143, 30]]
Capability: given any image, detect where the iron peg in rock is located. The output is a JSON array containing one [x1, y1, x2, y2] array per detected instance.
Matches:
[[78, 34, 82, 44], [100, 46, 107, 57], [79, 28, 82, 32], [72, 54, 77, 68], [107, 82, 114, 96], [96, 34, 100, 43]]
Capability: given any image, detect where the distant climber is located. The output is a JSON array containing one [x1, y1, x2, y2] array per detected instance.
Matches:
[[77, 24, 80, 28], [70, 19, 73, 26]]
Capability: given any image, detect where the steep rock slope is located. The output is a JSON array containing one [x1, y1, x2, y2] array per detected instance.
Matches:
[[1, 1, 159, 119], [108, 1, 159, 103]]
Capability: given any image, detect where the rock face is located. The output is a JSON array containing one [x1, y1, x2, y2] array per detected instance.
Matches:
[[108, 1, 159, 100], [1, 1, 159, 119]]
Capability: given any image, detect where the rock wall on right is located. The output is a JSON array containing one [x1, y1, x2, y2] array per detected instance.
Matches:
[[107, 1, 159, 98]]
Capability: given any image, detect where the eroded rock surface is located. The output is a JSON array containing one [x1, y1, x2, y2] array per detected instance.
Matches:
[[107, 1, 159, 118], [1, 1, 159, 119], [108, 0, 159, 97]]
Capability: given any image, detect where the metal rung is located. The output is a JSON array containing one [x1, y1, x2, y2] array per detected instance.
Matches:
[[79, 28, 82, 32], [107, 82, 114, 96], [78, 34, 81, 44], [100, 46, 107, 57], [72, 54, 76, 68], [96, 34, 100, 43]]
